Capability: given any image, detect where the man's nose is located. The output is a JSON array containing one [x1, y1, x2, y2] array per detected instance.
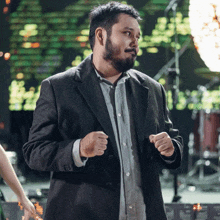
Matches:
[[130, 38, 139, 55], [130, 37, 139, 49]]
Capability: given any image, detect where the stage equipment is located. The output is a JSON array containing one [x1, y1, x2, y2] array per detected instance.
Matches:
[[186, 110, 220, 180], [193, 111, 220, 157], [5, 151, 17, 168], [27, 188, 49, 203], [182, 79, 220, 190], [1, 201, 46, 220], [0, 151, 26, 184], [195, 68, 220, 80], [153, 37, 191, 82], [1, 202, 220, 219], [162, 0, 183, 203]]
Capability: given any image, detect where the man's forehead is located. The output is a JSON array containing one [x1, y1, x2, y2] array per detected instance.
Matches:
[[113, 14, 140, 31]]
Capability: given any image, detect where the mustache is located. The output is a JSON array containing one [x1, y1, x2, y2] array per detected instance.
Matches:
[[125, 48, 137, 55]]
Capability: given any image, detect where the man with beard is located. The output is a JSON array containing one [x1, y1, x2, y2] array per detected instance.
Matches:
[[23, 2, 183, 220]]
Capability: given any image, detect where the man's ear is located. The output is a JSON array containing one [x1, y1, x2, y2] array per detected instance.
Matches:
[[95, 27, 107, 46]]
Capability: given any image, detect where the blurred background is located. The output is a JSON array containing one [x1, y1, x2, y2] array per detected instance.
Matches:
[[0, 0, 220, 219]]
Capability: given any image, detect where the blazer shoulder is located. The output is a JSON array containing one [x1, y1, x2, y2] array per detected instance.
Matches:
[[129, 69, 162, 89], [44, 67, 79, 83], [43, 54, 93, 85]]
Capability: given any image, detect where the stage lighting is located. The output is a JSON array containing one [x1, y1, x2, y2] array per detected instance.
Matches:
[[189, 0, 220, 72]]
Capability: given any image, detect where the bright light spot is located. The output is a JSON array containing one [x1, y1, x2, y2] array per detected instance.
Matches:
[[80, 42, 86, 47], [81, 29, 89, 35], [76, 36, 89, 42], [188, 186, 196, 192], [3, 7, 8, 14], [137, 49, 143, 56], [22, 42, 32, 48], [193, 203, 202, 212], [147, 47, 158, 53], [16, 73, 24, 79], [71, 55, 82, 66], [4, 52, 10, 60], [19, 24, 38, 37], [134, 60, 139, 67], [83, 49, 92, 58], [189, 0, 220, 71], [159, 78, 166, 85], [205, 160, 211, 166], [31, 42, 40, 48], [36, 189, 42, 196], [157, 17, 168, 24], [0, 52, 3, 57], [24, 24, 38, 31]]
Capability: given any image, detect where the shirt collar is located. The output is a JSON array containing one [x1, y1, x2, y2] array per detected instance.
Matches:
[[94, 68, 130, 85]]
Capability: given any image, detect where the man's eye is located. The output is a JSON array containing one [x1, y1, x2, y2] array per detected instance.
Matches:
[[125, 31, 131, 36]]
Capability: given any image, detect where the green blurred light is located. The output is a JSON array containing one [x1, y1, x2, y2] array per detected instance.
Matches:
[[147, 47, 158, 53], [158, 78, 166, 85], [81, 29, 89, 35], [134, 60, 139, 67], [46, 49, 59, 55], [83, 49, 92, 58], [8, 0, 194, 111], [152, 0, 168, 3], [157, 17, 168, 24], [69, 18, 78, 23]]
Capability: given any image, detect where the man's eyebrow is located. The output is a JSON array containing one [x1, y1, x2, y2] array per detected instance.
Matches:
[[123, 27, 134, 31]]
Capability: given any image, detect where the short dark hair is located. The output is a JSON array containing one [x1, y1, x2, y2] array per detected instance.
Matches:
[[89, 1, 141, 50]]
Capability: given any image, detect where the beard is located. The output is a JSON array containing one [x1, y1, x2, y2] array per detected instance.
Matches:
[[103, 37, 136, 73]]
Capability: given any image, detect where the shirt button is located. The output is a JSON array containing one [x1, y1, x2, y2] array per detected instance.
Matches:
[[129, 205, 133, 209], [123, 142, 126, 146], [118, 113, 121, 117], [126, 172, 130, 177]]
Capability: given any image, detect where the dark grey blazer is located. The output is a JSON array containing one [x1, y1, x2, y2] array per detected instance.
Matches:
[[23, 54, 183, 220]]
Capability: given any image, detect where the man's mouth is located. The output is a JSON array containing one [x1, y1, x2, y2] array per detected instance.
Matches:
[[125, 49, 137, 56]]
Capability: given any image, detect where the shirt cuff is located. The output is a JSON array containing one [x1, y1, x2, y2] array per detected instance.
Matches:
[[160, 147, 177, 164], [72, 139, 88, 167]]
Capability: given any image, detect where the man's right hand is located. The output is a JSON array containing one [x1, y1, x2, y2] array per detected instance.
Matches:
[[80, 131, 108, 158]]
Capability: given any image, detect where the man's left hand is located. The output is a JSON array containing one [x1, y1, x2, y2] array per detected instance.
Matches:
[[149, 132, 174, 157]]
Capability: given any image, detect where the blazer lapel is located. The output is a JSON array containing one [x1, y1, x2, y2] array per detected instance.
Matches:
[[127, 71, 149, 153], [75, 56, 119, 159]]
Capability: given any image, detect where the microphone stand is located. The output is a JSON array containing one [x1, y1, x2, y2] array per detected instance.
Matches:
[[165, 0, 182, 203]]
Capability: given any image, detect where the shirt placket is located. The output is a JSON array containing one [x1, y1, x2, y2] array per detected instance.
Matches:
[[106, 84, 127, 220], [115, 83, 137, 219], [98, 73, 146, 220]]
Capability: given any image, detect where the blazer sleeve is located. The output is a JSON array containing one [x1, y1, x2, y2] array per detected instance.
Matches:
[[23, 79, 85, 172], [159, 84, 183, 169]]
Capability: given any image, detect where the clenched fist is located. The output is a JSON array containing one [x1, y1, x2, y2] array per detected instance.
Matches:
[[149, 132, 174, 157], [80, 131, 108, 158]]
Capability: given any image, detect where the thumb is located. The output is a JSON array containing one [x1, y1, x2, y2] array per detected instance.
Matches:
[[149, 134, 155, 143], [97, 131, 108, 138]]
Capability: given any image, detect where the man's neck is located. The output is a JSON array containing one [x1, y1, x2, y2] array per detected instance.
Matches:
[[93, 56, 122, 85]]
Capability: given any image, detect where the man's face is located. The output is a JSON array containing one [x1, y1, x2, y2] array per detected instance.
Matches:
[[103, 13, 140, 73]]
